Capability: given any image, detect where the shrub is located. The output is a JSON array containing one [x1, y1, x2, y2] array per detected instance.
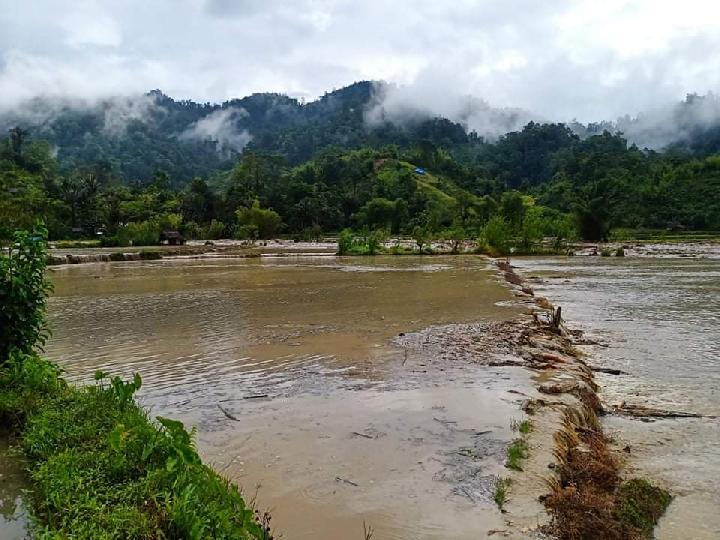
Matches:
[[235, 224, 259, 241], [0, 222, 53, 364], [117, 221, 160, 247], [236, 200, 282, 239], [337, 229, 354, 255], [204, 219, 226, 240], [481, 216, 512, 255]]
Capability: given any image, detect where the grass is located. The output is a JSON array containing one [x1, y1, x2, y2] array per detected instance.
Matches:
[[511, 418, 533, 435], [615, 479, 672, 537], [493, 477, 512, 509], [506, 439, 530, 471], [0, 353, 267, 539], [505, 418, 532, 471]]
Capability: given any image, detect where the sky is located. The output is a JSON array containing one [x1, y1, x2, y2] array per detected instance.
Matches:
[[2, 0, 720, 122]]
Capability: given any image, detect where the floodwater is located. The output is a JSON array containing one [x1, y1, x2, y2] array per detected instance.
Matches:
[[0, 438, 27, 540], [46, 255, 529, 539], [514, 247, 720, 539]]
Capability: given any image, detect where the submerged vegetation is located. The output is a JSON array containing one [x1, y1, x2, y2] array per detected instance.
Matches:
[[0, 224, 266, 539]]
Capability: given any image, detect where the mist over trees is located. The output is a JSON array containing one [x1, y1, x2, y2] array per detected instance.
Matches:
[[1, 82, 719, 245]]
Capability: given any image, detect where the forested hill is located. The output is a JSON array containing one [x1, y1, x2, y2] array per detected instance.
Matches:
[[4, 82, 720, 190], [0, 81, 471, 185], [2, 83, 720, 243]]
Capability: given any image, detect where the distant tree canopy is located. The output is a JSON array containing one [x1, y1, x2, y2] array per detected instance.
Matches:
[[1, 83, 720, 243]]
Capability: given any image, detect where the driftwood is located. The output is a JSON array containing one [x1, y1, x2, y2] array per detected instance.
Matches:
[[217, 404, 240, 421], [589, 366, 627, 375], [335, 476, 359, 487], [612, 404, 711, 419], [243, 394, 269, 399]]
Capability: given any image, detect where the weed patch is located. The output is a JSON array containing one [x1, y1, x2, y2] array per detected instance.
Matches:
[[506, 439, 529, 471], [493, 477, 512, 509]]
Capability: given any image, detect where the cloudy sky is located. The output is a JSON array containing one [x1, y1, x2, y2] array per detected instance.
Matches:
[[2, 0, 720, 121]]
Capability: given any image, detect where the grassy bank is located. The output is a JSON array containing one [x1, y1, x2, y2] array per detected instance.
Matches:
[[1, 224, 267, 539], [0, 356, 268, 539]]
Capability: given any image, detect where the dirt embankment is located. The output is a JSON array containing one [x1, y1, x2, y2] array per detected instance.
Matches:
[[493, 259, 671, 540]]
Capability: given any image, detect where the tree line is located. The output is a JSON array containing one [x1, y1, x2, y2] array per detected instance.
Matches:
[[1, 120, 718, 249]]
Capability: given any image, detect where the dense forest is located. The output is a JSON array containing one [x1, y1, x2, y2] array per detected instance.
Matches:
[[2, 82, 719, 247]]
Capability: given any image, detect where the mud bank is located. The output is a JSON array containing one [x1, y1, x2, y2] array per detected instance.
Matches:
[[488, 260, 670, 539]]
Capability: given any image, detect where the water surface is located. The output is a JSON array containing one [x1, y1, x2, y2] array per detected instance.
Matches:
[[46, 255, 527, 539], [0, 438, 27, 540], [515, 250, 720, 539]]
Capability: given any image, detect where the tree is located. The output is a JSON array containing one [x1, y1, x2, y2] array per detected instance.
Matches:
[[235, 200, 282, 239], [412, 225, 431, 253]]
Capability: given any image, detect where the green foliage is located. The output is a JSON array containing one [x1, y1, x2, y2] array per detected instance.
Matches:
[[0, 225, 266, 538], [2, 96, 720, 243], [203, 219, 226, 240], [337, 229, 354, 255], [1, 360, 266, 539], [506, 439, 529, 471], [480, 216, 512, 255], [412, 226, 431, 252], [615, 479, 671, 537], [493, 477, 512, 509], [335, 228, 388, 255], [117, 220, 160, 247], [235, 200, 282, 239], [511, 419, 533, 435], [0, 222, 53, 363]]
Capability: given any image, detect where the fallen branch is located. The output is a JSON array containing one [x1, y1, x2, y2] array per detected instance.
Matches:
[[335, 476, 359, 487], [590, 366, 627, 375], [217, 404, 240, 421], [612, 404, 711, 419]]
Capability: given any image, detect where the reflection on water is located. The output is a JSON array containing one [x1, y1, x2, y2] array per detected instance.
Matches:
[[515, 251, 720, 540], [46, 255, 526, 539], [0, 439, 27, 540]]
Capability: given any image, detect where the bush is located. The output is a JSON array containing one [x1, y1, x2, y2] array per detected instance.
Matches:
[[117, 221, 160, 247], [336, 228, 388, 255], [337, 229, 354, 255], [203, 219, 226, 240], [481, 216, 512, 255], [236, 200, 282, 240], [235, 224, 259, 241], [0, 222, 53, 364]]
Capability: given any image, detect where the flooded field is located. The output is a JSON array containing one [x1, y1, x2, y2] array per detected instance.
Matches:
[[46, 256, 530, 539], [515, 248, 720, 540]]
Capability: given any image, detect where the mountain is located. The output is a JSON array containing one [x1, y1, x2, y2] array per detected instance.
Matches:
[[3, 83, 720, 190], [0, 82, 473, 186]]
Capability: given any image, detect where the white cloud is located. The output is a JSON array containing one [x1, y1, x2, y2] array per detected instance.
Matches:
[[0, 0, 720, 123], [179, 107, 252, 155]]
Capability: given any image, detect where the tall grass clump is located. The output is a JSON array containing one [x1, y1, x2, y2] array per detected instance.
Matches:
[[0, 223, 267, 539]]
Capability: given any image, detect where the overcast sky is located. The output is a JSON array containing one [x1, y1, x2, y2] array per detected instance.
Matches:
[[2, 0, 720, 121]]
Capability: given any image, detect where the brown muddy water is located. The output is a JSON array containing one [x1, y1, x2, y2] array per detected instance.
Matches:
[[45, 256, 531, 539], [515, 247, 720, 539]]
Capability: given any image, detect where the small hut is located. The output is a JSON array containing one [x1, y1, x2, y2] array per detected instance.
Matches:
[[160, 230, 185, 246]]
